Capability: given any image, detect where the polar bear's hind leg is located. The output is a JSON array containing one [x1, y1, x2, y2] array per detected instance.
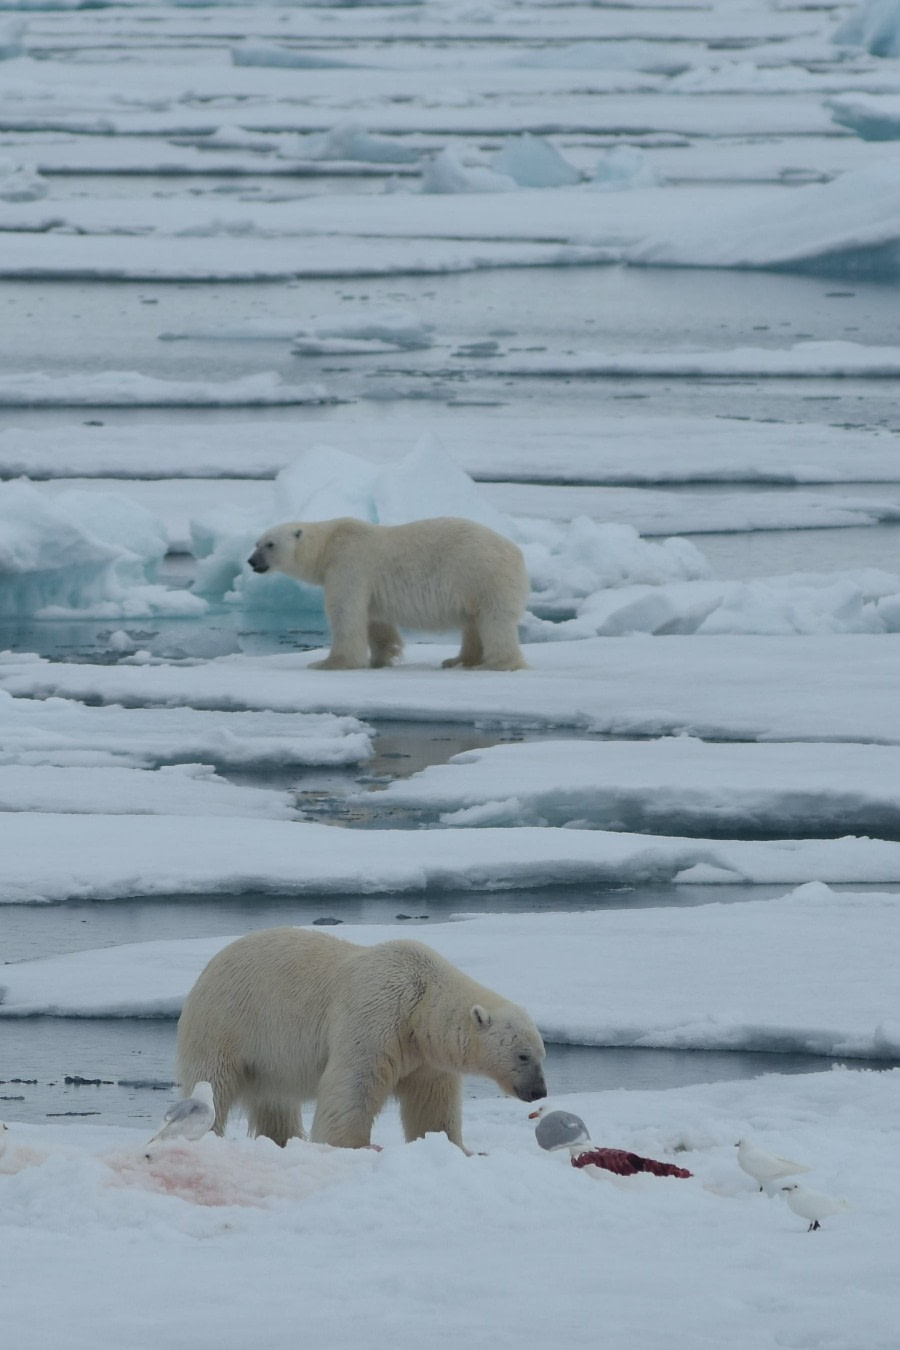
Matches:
[[475, 612, 528, 670], [368, 620, 404, 668], [441, 620, 483, 669]]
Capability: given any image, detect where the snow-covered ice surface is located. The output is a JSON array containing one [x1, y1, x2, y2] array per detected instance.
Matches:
[[0, 762, 299, 818], [3, 636, 900, 744], [2, 1069, 898, 1350], [4, 0, 900, 1344], [10, 812, 900, 904], [0, 690, 373, 768], [367, 737, 900, 834]]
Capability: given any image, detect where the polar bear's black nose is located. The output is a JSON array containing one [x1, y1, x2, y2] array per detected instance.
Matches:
[[247, 550, 269, 573]]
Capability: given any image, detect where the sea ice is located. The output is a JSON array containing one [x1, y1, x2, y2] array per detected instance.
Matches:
[[0, 370, 330, 407], [290, 307, 434, 354], [0, 763, 297, 819], [4, 634, 900, 745], [421, 146, 516, 193], [492, 133, 581, 188], [0, 159, 46, 202], [828, 92, 900, 139], [284, 121, 421, 165], [2, 888, 899, 1061], [1, 416, 897, 485], [2, 1070, 897, 1349], [367, 737, 900, 835], [590, 145, 664, 191], [834, 0, 900, 57], [3, 811, 900, 908], [0, 18, 23, 60], [0, 480, 205, 620], [0, 691, 373, 769]]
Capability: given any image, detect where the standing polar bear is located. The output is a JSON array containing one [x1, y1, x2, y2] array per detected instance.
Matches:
[[247, 515, 529, 670], [176, 927, 547, 1151]]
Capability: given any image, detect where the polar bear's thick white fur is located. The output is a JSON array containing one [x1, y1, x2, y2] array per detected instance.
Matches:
[[176, 927, 547, 1151], [247, 515, 529, 670]]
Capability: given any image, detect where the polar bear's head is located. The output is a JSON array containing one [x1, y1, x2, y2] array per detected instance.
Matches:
[[247, 522, 305, 576], [471, 1003, 547, 1104]]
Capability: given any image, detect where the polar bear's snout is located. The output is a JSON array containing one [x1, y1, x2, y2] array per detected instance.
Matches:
[[515, 1073, 548, 1104], [247, 547, 269, 573]]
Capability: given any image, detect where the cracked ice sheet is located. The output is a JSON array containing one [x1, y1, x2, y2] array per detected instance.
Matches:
[[2, 417, 898, 486], [3, 1069, 897, 1350], [4, 813, 900, 906], [0, 763, 297, 818], [366, 737, 900, 834], [0, 692, 372, 769], [1, 885, 898, 1062], [2, 634, 899, 744]]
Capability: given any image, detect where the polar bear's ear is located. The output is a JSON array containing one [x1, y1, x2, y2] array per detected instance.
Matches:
[[471, 1004, 492, 1030]]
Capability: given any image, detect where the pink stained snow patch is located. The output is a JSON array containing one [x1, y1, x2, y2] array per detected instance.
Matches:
[[103, 1136, 372, 1209], [0, 1144, 49, 1175]]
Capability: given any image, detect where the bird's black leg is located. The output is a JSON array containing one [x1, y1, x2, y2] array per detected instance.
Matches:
[[809, 1220, 821, 1232]]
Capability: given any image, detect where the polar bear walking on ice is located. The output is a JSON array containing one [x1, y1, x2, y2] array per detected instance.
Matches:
[[247, 515, 529, 670], [176, 927, 547, 1152]]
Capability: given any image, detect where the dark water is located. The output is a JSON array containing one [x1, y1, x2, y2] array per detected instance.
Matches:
[[2, 268, 900, 430], [2, 1017, 892, 1131]]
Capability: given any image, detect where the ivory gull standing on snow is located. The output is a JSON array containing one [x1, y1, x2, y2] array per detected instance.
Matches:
[[532, 1108, 692, 1179], [781, 1183, 850, 1231], [147, 1081, 216, 1147], [736, 1138, 810, 1191]]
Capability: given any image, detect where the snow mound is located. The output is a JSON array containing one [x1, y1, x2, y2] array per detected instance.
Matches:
[[421, 147, 516, 194], [231, 43, 361, 70], [521, 517, 709, 613], [0, 159, 46, 203], [282, 121, 420, 165], [834, 0, 900, 56], [492, 134, 581, 188], [591, 145, 664, 191], [0, 481, 206, 619], [537, 570, 900, 640], [291, 307, 434, 355], [0, 18, 23, 59], [828, 93, 900, 140]]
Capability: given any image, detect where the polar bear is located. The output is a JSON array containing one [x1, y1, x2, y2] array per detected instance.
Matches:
[[176, 927, 547, 1151], [247, 515, 529, 670]]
